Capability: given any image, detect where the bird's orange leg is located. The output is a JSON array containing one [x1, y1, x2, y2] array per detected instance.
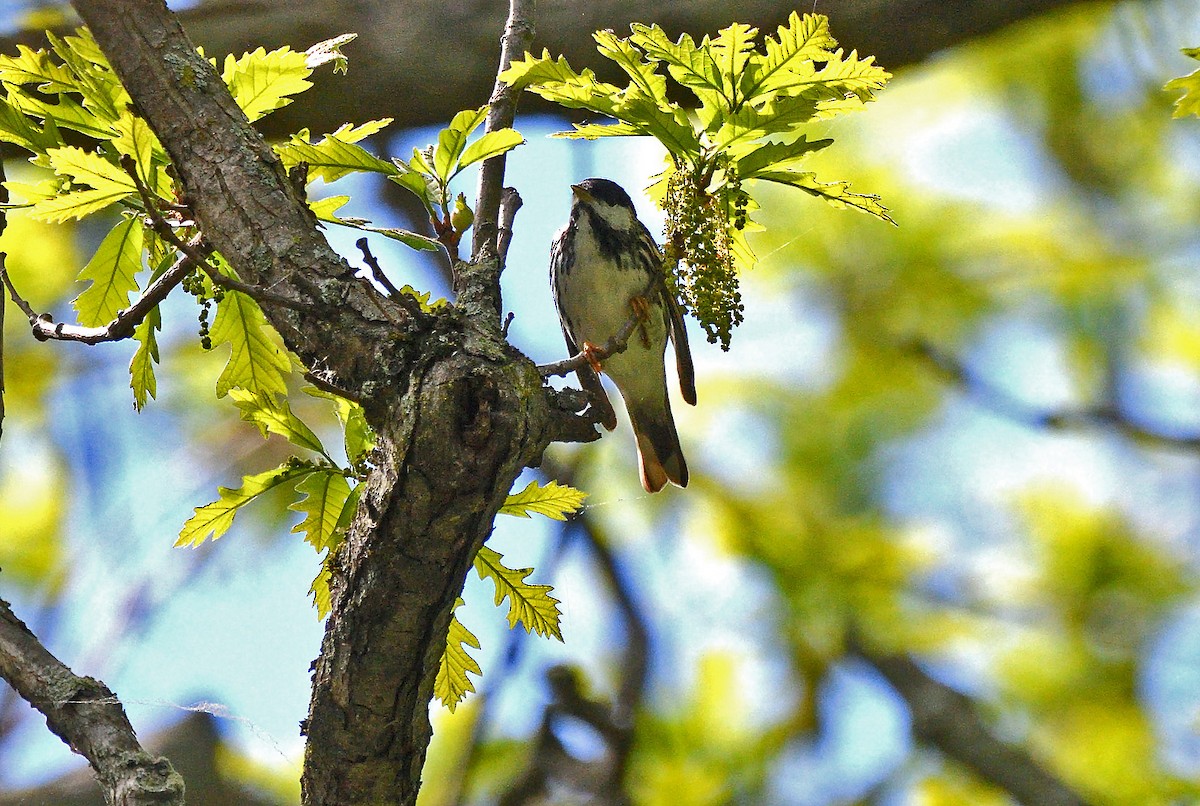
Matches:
[[581, 341, 607, 373], [629, 295, 653, 348]]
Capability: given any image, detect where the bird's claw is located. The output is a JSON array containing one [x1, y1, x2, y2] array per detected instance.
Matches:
[[581, 341, 606, 373]]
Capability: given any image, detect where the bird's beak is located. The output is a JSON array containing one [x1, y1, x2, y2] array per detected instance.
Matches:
[[570, 184, 595, 204]]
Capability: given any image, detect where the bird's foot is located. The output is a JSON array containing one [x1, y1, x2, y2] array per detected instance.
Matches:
[[581, 341, 607, 373], [629, 295, 652, 348]]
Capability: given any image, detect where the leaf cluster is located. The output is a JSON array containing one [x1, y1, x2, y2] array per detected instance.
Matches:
[[501, 12, 892, 349]]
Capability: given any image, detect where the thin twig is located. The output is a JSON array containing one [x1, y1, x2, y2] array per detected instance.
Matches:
[[2, 255, 196, 345], [122, 155, 309, 314], [469, 0, 535, 317], [355, 237, 403, 298], [538, 275, 662, 378], [497, 186, 522, 267]]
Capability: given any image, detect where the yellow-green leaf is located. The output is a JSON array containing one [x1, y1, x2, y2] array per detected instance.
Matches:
[[47, 145, 135, 195], [228, 389, 327, 456], [474, 546, 563, 640], [290, 470, 352, 552], [177, 463, 315, 547], [28, 186, 128, 222], [130, 305, 160, 412], [456, 128, 524, 172], [72, 216, 143, 327], [209, 289, 292, 398], [499, 479, 587, 520], [435, 600, 482, 712], [222, 46, 312, 123], [276, 132, 397, 183]]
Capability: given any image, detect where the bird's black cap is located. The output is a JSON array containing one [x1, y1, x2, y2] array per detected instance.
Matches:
[[571, 177, 635, 209]]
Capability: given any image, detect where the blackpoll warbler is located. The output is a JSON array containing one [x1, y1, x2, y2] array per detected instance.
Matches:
[[550, 178, 697, 492]]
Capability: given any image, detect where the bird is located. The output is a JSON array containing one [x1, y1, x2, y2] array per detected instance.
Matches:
[[549, 178, 697, 493]]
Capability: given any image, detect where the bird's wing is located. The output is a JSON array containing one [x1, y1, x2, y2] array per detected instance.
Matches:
[[664, 289, 696, 406], [644, 229, 697, 406]]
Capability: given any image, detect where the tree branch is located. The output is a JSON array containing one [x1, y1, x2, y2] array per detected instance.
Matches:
[[0, 597, 184, 806], [854, 640, 1091, 806], [911, 339, 1200, 452], [2, 255, 195, 345], [462, 0, 535, 319]]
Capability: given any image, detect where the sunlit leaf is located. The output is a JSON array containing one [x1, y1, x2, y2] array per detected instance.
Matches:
[[499, 479, 587, 520], [72, 215, 143, 326], [130, 304, 160, 411], [290, 469, 352, 552], [228, 388, 328, 457], [177, 462, 315, 547], [474, 546, 563, 640], [435, 600, 482, 712], [209, 289, 292, 398], [222, 45, 312, 122]]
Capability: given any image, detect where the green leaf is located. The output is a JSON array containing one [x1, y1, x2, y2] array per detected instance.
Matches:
[[617, 95, 701, 159], [552, 120, 644, 140], [308, 481, 361, 619], [46, 144, 135, 197], [177, 463, 315, 547], [629, 25, 726, 107], [113, 113, 170, 198], [130, 304, 161, 411], [457, 127, 524, 171], [209, 289, 292, 398], [733, 135, 832, 179], [709, 22, 759, 101], [311, 555, 335, 619], [28, 186, 128, 222], [754, 169, 893, 223], [276, 131, 398, 183], [594, 29, 670, 106], [305, 384, 376, 465], [499, 479, 587, 520], [388, 165, 438, 215], [290, 470, 352, 552], [1166, 49, 1200, 118], [72, 216, 143, 326], [9, 90, 116, 140], [474, 546, 563, 640], [743, 11, 838, 101], [498, 50, 624, 116], [327, 118, 393, 143], [435, 599, 482, 712], [222, 46, 312, 123], [46, 30, 126, 121], [308, 194, 351, 221], [228, 389, 328, 457], [310, 196, 441, 252], [0, 96, 62, 155], [435, 106, 488, 182], [0, 43, 77, 92]]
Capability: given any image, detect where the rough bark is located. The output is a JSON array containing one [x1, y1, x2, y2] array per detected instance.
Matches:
[[70, 1, 558, 803], [0, 598, 185, 806]]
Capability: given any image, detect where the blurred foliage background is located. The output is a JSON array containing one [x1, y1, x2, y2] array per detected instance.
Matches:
[[4, 1, 1200, 804]]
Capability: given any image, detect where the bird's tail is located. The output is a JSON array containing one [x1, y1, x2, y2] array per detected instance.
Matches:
[[628, 400, 688, 493]]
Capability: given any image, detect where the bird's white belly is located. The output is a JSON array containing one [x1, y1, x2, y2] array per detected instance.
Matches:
[[558, 237, 669, 405]]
